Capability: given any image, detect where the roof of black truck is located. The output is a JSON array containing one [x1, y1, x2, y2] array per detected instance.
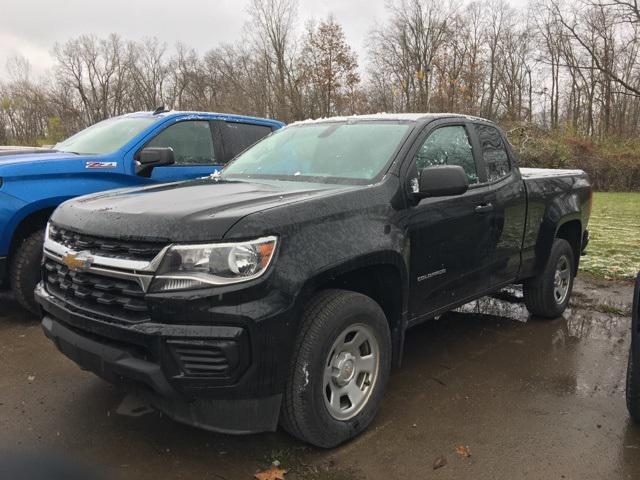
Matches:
[[290, 112, 492, 125]]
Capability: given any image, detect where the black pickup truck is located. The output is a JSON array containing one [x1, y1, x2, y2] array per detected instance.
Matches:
[[35, 114, 591, 447]]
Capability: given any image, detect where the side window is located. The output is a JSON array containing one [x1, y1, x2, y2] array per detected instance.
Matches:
[[220, 122, 272, 161], [415, 125, 478, 184], [474, 124, 511, 182], [147, 121, 215, 165]]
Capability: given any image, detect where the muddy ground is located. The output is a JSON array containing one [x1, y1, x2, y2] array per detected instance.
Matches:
[[0, 275, 638, 480]]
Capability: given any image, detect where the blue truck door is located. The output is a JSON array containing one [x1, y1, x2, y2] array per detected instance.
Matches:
[[214, 120, 275, 163], [143, 119, 223, 182]]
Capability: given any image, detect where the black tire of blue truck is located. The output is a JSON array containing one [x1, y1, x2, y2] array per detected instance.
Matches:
[[280, 289, 392, 448], [627, 348, 640, 421], [523, 238, 575, 319], [9, 229, 44, 316]]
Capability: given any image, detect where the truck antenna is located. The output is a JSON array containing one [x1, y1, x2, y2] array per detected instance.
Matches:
[[153, 105, 168, 115]]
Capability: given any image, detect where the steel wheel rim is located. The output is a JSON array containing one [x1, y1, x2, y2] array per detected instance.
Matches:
[[553, 255, 571, 305], [322, 323, 380, 421]]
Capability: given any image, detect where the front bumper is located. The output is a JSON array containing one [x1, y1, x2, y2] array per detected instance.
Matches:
[[35, 282, 294, 434]]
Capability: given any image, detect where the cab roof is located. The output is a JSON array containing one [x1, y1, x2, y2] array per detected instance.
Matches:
[[120, 110, 285, 128], [290, 112, 492, 126]]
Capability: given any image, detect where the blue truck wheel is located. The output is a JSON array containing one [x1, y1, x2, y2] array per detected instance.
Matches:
[[9, 229, 44, 315]]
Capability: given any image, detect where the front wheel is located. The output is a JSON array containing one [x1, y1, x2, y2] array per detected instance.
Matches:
[[523, 238, 575, 318], [9, 229, 45, 315], [281, 289, 392, 448]]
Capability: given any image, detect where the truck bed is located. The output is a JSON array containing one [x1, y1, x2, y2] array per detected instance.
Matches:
[[520, 167, 587, 179]]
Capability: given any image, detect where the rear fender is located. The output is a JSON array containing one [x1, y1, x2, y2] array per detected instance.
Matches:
[[532, 192, 583, 276]]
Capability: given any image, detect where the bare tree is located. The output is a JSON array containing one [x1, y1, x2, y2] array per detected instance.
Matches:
[[53, 34, 134, 124], [0, 0, 639, 162], [248, 0, 299, 121], [368, 0, 451, 112], [299, 16, 359, 117], [129, 37, 169, 110]]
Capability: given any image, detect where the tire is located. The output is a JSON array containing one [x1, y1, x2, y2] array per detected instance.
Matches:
[[9, 229, 45, 315], [281, 289, 392, 448], [523, 238, 575, 318], [627, 348, 640, 421]]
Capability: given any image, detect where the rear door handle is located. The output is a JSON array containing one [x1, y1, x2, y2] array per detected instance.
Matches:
[[475, 203, 494, 214]]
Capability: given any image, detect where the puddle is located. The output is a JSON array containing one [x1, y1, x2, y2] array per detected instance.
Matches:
[[456, 285, 529, 322], [455, 280, 633, 343]]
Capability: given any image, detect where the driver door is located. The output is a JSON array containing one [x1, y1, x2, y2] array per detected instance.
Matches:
[[407, 121, 497, 320], [144, 120, 221, 182]]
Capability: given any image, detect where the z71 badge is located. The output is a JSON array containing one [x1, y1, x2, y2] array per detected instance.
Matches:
[[86, 161, 117, 169]]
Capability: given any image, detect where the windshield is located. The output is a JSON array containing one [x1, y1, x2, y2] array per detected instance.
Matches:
[[221, 121, 412, 184], [55, 116, 157, 155]]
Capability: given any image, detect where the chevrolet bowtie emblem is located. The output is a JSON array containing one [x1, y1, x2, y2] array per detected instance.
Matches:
[[62, 251, 94, 272]]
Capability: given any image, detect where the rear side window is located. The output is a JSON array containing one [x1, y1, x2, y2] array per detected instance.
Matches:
[[474, 124, 511, 182], [220, 122, 272, 161], [415, 125, 478, 184], [147, 120, 216, 165]]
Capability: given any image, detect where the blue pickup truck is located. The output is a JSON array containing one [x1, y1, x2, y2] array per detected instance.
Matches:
[[0, 109, 284, 313]]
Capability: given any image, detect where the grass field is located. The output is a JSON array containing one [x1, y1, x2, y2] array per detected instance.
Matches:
[[580, 192, 640, 281]]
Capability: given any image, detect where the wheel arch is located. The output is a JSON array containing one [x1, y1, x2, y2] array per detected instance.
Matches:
[[555, 219, 582, 274], [297, 252, 409, 367], [7, 203, 59, 259], [530, 209, 583, 279]]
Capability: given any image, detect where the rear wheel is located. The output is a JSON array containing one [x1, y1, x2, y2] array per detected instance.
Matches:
[[523, 238, 575, 318], [281, 289, 391, 448], [9, 229, 44, 315]]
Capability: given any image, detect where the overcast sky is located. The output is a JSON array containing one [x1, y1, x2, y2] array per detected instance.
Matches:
[[1, 0, 526, 79]]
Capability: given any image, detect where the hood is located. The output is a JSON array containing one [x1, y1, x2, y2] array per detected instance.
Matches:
[[0, 150, 102, 177], [0, 150, 78, 166], [50, 178, 352, 242], [0, 150, 122, 181], [0, 147, 57, 157]]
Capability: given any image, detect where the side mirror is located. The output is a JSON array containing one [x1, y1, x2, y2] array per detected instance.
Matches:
[[136, 147, 175, 176], [417, 165, 469, 198]]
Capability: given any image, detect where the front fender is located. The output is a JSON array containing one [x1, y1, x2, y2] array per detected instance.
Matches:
[[298, 250, 409, 301], [0, 163, 143, 255], [0, 191, 29, 256], [0, 195, 70, 255], [295, 250, 410, 366]]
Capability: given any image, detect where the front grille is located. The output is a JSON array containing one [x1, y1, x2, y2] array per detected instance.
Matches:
[[44, 258, 149, 323], [167, 340, 235, 377], [48, 225, 164, 262]]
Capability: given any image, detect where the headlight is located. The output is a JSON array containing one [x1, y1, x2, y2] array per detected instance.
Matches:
[[149, 236, 278, 292]]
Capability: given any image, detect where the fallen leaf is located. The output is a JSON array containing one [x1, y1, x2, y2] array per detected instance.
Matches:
[[433, 456, 447, 470], [254, 465, 287, 480], [455, 445, 471, 457]]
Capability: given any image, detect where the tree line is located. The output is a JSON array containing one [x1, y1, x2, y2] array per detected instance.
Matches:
[[0, 0, 639, 189]]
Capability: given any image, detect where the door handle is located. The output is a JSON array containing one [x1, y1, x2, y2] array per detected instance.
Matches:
[[475, 203, 494, 214]]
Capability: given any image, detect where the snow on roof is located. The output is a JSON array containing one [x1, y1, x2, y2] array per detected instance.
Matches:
[[289, 112, 490, 126]]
